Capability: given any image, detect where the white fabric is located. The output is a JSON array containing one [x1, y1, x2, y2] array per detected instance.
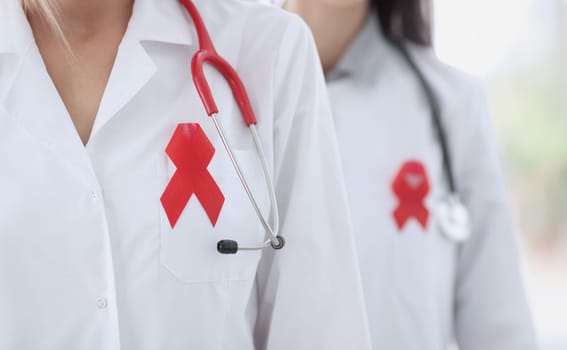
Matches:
[[0, 0, 372, 349], [327, 14, 539, 350]]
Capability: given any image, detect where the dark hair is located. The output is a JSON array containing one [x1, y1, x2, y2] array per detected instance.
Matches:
[[373, 0, 433, 46]]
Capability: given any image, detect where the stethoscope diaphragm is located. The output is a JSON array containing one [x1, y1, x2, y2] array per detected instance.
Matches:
[[436, 194, 471, 242]]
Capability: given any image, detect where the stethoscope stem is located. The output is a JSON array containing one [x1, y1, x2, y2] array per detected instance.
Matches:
[[250, 125, 280, 235], [239, 240, 272, 250]]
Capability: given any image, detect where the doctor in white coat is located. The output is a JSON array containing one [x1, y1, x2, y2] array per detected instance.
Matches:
[[285, 0, 539, 349], [0, 0, 372, 349]]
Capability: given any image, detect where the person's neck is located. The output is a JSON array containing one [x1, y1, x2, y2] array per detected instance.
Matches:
[[284, 0, 370, 73], [28, 0, 133, 45]]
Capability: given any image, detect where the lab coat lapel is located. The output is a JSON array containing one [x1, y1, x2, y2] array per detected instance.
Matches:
[[3, 46, 98, 186], [0, 0, 31, 56], [0, 0, 96, 185], [0, 0, 32, 102], [89, 38, 157, 138], [89, 0, 194, 138], [0, 0, 194, 183]]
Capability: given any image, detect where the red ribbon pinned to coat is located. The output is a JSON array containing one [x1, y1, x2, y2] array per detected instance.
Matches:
[[161, 123, 225, 228], [391, 160, 430, 231]]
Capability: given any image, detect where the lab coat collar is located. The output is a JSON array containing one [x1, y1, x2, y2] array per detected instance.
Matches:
[[0, 0, 34, 56], [0, 0, 195, 49], [326, 13, 387, 86], [0, 0, 195, 55], [129, 0, 194, 46], [0, 0, 197, 183], [0, 0, 98, 186], [88, 0, 197, 138]]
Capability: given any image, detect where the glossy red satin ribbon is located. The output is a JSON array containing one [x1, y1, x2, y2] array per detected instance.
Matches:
[[391, 160, 430, 230], [161, 123, 225, 228]]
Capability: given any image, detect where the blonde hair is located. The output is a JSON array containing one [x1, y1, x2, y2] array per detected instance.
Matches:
[[21, 0, 71, 50]]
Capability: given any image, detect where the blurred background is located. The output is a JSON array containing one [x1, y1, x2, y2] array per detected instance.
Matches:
[[434, 0, 567, 348]]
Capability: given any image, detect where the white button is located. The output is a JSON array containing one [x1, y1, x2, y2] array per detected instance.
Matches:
[[89, 191, 97, 199], [96, 298, 108, 309]]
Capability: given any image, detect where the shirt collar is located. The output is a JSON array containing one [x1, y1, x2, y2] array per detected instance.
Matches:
[[326, 13, 388, 86], [0, 0, 195, 56]]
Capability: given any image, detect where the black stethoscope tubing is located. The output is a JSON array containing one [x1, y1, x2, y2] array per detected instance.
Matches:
[[390, 39, 458, 195]]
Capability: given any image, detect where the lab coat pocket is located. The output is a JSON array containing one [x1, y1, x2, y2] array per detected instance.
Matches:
[[159, 149, 267, 283], [393, 224, 459, 308]]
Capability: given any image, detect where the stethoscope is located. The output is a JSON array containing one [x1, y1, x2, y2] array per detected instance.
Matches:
[[179, 0, 285, 254], [391, 40, 472, 242]]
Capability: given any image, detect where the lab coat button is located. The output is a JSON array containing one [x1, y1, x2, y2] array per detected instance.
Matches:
[[96, 298, 108, 309], [89, 191, 97, 199]]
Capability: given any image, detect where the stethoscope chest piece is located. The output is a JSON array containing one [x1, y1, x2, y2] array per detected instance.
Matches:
[[436, 194, 471, 242]]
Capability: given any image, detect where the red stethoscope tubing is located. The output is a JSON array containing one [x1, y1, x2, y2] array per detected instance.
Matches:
[[179, 0, 257, 126]]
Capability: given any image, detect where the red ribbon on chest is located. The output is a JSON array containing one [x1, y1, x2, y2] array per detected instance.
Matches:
[[160, 123, 225, 228], [391, 160, 430, 231]]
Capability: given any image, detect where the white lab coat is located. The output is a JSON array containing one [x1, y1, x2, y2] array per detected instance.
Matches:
[[326, 15, 538, 350], [0, 0, 372, 349]]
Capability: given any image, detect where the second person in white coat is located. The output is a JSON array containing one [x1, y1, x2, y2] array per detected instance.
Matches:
[[285, 0, 539, 349]]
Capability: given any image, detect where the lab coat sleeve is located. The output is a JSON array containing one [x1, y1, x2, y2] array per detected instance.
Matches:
[[253, 15, 372, 350], [451, 81, 539, 350]]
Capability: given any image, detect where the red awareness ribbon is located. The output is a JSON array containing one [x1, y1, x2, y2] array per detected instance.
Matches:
[[160, 123, 225, 228], [391, 160, 430, 231]]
